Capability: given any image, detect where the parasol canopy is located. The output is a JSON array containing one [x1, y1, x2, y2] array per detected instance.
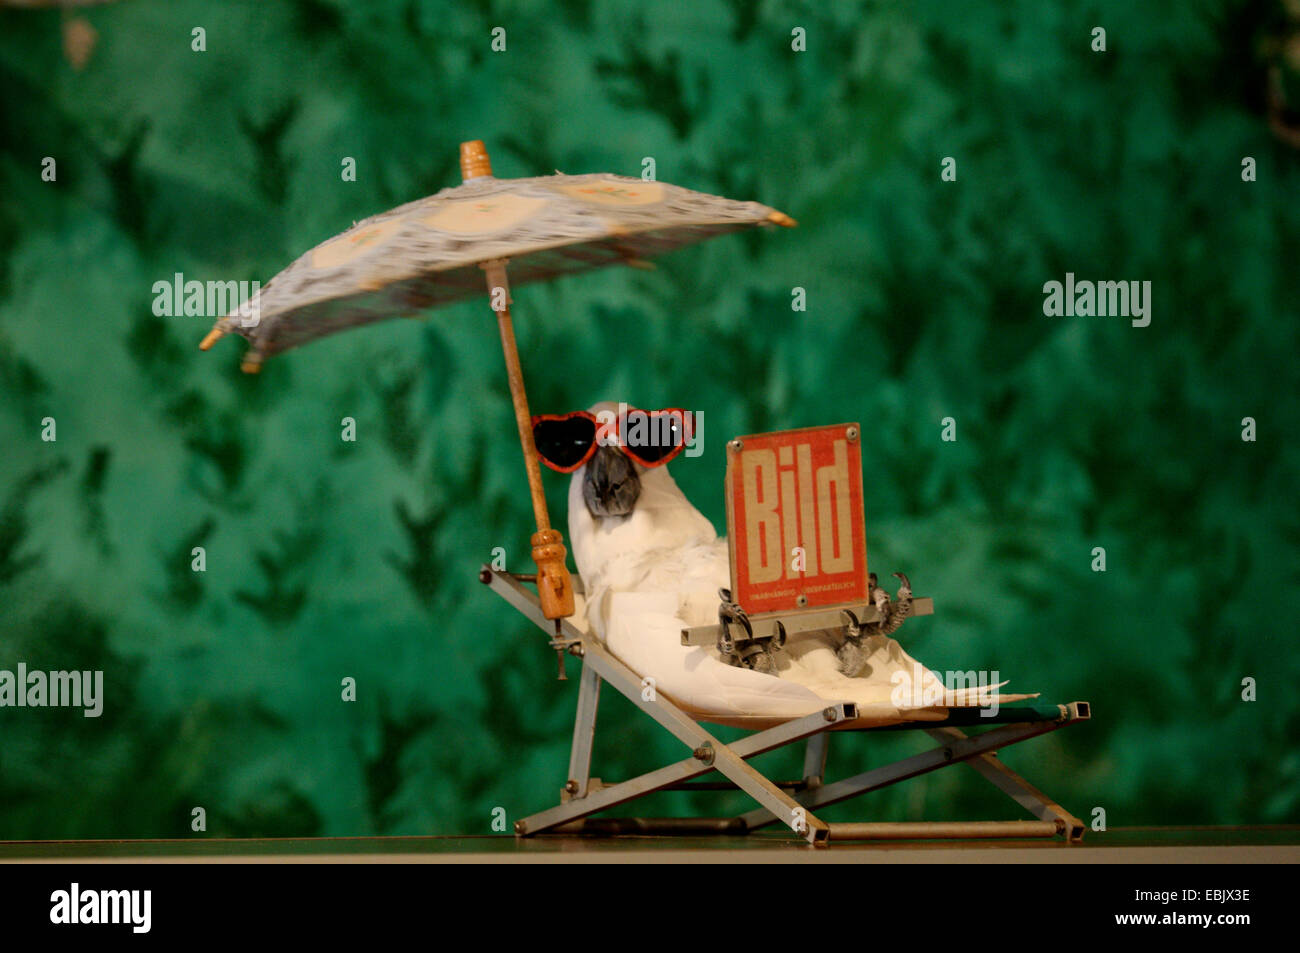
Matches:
[[202, 151, 793, 371], [200, 141, 794, 636]]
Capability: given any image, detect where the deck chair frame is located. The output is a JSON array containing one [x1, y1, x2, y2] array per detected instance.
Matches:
[[482, 567, 1090, 846]]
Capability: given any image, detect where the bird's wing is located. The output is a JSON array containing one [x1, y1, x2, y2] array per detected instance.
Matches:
[[604, 591, 827, 718]]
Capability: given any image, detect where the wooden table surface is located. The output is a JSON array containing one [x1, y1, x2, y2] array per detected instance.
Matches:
[[3, 827, 1297, 863]]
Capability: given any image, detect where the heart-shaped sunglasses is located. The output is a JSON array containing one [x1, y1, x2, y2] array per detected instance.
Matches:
[[531, 408, 694, 473]]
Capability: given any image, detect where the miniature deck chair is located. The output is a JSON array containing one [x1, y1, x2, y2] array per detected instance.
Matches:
[[481, 423, 1090, 846]]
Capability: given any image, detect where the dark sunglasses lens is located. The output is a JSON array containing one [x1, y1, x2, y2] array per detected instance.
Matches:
[[534, 416, 596, 470], [625, 412, 685, 464]]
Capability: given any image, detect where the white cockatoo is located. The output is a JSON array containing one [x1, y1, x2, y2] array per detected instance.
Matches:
[[565, 402, 1037, 727]]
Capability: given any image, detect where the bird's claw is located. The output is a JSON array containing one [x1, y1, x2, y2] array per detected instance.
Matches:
[[893, 571, 912, 603], [839, 608, 862, 640], [745, 648, 779, 675], [871, 571, 914, 637], [836, 608, 868, 676], [839, 572, 916, 673], [837, 639, 868, 678], [717, 587, 752, 637], [717, 588, 781, 673]]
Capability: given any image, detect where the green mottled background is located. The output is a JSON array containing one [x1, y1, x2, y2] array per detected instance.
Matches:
[[1, 0, 1298, 838]]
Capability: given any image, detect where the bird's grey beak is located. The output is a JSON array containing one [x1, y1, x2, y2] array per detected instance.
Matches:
[[583, 444, 641, 518]]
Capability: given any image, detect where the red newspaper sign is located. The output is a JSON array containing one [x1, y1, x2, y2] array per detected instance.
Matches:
[[725, 423, 868, 616]]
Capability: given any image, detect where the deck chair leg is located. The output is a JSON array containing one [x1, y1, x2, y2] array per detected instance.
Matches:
[[925, 726, 1086, 841], [565, 663, 601, 799], [740, 718, 1068, 831], [481, 571, 834, 841], [576, 637, 836, 844], [803, 732, 829, 788], [486, 569, 1086, 845], [516, 699, 852, 843]]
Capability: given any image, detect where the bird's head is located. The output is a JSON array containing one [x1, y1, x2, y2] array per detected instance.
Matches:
[[532, 401, 696, 520], [583, 440, 642, 518]]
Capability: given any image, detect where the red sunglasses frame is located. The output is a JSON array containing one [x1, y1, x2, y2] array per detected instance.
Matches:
[[530, 407, 695, 473]]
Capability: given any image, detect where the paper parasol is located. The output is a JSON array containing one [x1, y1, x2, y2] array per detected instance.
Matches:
[[201, 141, 795, 628]]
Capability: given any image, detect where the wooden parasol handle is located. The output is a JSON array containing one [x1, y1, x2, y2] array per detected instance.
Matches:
[[488, 281, 576, 622], [496, 307, 576, 621], [468, 140, 574, 622]]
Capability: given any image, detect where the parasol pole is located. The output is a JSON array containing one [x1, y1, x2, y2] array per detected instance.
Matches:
[[462, 141, 576, 631]]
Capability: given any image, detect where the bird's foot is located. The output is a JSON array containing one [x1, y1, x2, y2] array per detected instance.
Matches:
[[837, 639, 867, 678], [836, 608, 868, 677], [717, 587, 752, 666], [717, 589, 784, 673], [873, 572, 913, 637], [744, 646, 779, 675], [865, 572, 891, 631], [893, 571, 912, 609], [717, 588, 750, 634]]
